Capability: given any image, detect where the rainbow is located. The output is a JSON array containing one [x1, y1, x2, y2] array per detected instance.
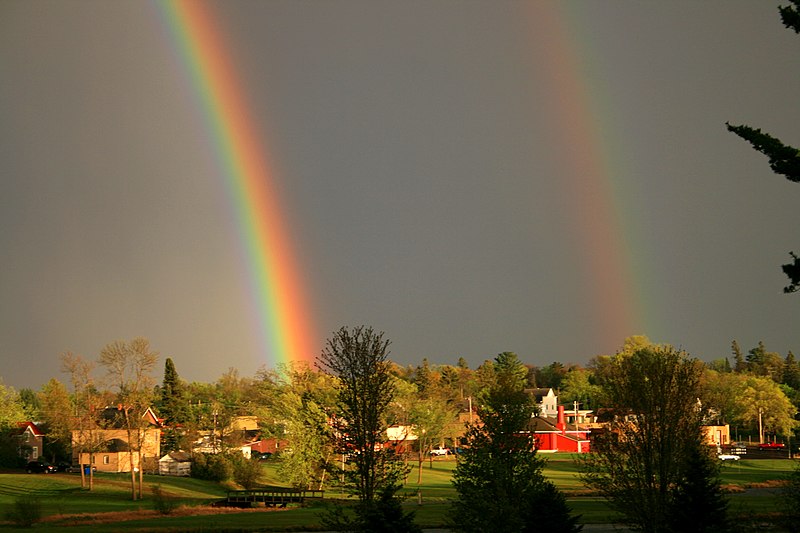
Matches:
[[528, 4, 650, 351], [156, 0, 317, 366]]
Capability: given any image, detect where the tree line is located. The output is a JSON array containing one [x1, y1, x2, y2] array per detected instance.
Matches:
[[2, 335, 799, 473], [1, 329, 799, 531]]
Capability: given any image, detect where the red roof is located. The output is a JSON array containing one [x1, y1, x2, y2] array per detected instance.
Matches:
[[15, 421, 44, 437]]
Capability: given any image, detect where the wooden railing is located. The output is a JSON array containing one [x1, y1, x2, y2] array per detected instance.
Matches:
[[223, 488, 324, 507]]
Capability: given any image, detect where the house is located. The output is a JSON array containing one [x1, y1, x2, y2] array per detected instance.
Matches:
[[159, 451, 191, 476], [14, 422, 45, 461], [386, 425, 419, 454], [193, 415, 261, 456], [703, 424, 731, 447], [249, 437, 289, 456], [531, 405, 591, 453], [72, 407, 162, 473], [528, 388, 559, 418]]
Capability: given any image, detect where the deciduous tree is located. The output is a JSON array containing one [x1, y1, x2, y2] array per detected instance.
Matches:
[[559, 368, 601, 411], [0, 381, 25, 429], [579, 346, 729, 532], [0, 381, 27, 468], [740, 374, 797, 442], [61, 352, 103, 490], [317, 326, 419, 532], [274, 362, 337, 491], [37, 378, 72, 463], [99, 337, 159, 500]]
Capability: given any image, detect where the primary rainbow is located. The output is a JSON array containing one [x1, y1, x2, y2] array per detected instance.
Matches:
[[157, 0, 317, 366]]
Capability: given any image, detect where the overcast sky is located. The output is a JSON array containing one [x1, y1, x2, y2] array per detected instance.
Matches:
[[1, 1, 798, 390]]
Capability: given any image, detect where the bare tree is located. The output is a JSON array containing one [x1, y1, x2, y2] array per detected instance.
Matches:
[[98, 337, 158, 501], [317, 326, 419, 532], [61, 352, 103, 490]]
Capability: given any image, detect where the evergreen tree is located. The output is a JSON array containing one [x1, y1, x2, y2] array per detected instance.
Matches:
[[449, 354, 581, 533], [784, 352, 800, 390], [413, 358, 433, 397], [781, 0, 800, 32], [160, 358, 186, 425], [747, 341, 767, 372], [159, 358, 188, 454], [493, 352, 528, 389], [732, 340, 747, 373], [726, 0, 800, 293], [667, 440, 730, 533]]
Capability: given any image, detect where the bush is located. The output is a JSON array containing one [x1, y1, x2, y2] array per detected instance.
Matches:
[[5, 494, 42, 528], [191, 452, 233, 482], [780, 463, 800, 532], [231, 455, 263, 489], [151, 484, 178, 515]]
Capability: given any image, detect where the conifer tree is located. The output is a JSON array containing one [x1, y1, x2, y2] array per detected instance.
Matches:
[[727, 0, 800, 293], [450, 353, 581, 533], [159, 357, 187, 453], [731, 340, 747, 373]]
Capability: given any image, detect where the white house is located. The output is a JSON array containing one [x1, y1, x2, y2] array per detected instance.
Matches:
[[158, 451, 191, 476], [529, 388, 559, 418]]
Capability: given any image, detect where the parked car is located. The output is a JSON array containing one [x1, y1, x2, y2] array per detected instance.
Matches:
[[26, 461, 56, 474], [430, 446, 450, 456], [758, 442, 786, 450], [718, 454, 741, 461]]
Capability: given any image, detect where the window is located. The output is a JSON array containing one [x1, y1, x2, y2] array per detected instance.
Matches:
[[31, 446, 38, 459], [103, 455, 110, 465]]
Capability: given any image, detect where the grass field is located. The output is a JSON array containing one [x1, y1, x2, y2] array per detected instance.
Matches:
[[0, 455, 794, 531]]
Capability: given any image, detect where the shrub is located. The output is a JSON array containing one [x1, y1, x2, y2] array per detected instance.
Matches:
[[191, 452, 233, 482], [5, 494, 42, 528], [151, 484, 178, 515], [780, 463, 800, 532], [231, 455, 263, 489]]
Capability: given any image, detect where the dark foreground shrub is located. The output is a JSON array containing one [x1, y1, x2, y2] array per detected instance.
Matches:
[[151, 484, 178, 515], [5, 494, 42, 528]]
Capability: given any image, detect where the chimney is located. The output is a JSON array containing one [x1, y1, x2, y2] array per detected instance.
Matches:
[[557, 405, 566, 433]]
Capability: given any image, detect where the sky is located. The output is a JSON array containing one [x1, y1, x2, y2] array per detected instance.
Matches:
[[1, 1, 798, 390]]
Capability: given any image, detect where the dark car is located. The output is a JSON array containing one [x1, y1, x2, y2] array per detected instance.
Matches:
[[26, 461, 56, 474]]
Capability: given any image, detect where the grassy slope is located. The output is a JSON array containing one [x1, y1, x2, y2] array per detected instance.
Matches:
[[0, 456, 794, 531]]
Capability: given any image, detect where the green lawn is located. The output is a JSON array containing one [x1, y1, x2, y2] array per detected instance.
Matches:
[[0, 456, 795, 531]]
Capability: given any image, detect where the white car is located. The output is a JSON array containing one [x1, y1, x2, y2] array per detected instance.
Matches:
[[718, 454, 740, 461], [430, 447, 450, 456]]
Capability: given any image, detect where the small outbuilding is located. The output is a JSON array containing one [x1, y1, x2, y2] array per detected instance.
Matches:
[[159, 451, 192, 477]]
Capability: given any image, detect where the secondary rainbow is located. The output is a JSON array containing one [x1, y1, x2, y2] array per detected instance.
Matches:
[[528, 4, 650, 351], [157, 0, 317, 366]]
